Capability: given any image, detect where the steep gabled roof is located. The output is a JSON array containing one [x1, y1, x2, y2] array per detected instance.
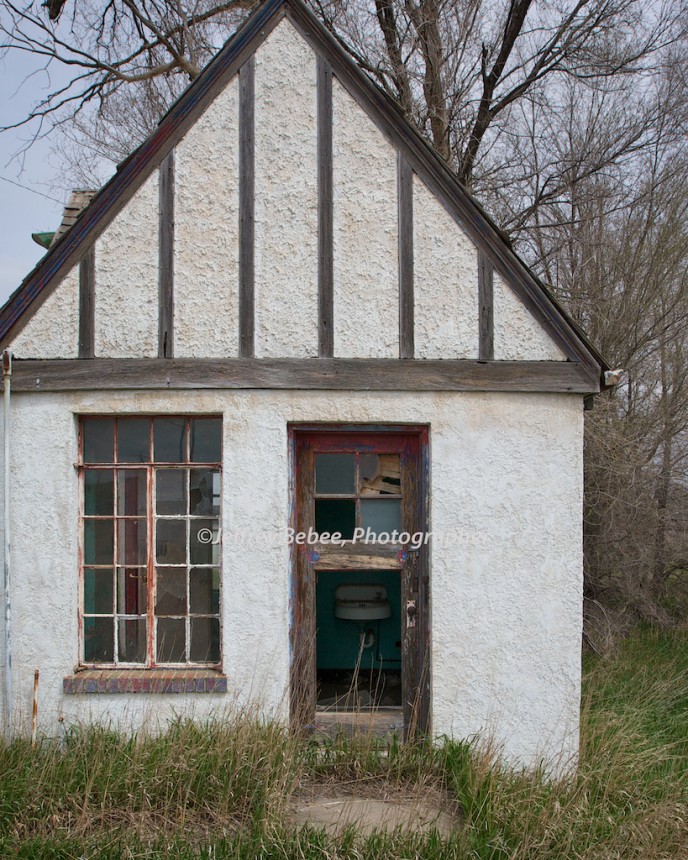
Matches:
[[0, 0, 608, 383]]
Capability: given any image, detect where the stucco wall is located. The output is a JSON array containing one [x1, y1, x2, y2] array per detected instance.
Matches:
[[11, 266, 80, 359], [0, 389, 583, 771], [493, 271, 566, 361], [413, 176, 478, 359], [95, 172, 159, 358], [174, 80, 241, 358], [254, 21, 319, 357], [332, 79, 399, 358]]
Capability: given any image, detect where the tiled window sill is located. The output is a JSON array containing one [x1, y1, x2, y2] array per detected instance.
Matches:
[[63, 669, 227, 694]]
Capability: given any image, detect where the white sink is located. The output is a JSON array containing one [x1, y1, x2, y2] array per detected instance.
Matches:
[[334, 584, 391, 621]]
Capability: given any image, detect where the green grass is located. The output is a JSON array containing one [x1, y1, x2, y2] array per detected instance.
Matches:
[[1, 628, 687, 858]]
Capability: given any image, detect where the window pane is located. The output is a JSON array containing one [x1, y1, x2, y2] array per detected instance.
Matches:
[[117, 418, 150, 463], [157, 617, 186, 662], [154, 418, 186, 463], [84, 519, 114, 565], [360, 454, 401, 496], [84, 617, 114, 663], [116, 567, 147, 614], [190, 568, 220, 615], [189, 470, 220, 516], [84, 568, 114, 615], [156, 519, 187, 564], [190, 519, 220, 565], [83, 418, 114, 464], [315, 499, 355, 539], [360, 499, 402, 535], [84, 470, 114, 516], [117, 470, 147, 516], [118, 618, 147, 663], [156, 469, 187, 515], [190, 617, 220, 663], [117, 519, 147, 565], [190, 418, 221, 463], [315, 454, 355, 494], [155, 567, 187, 616]]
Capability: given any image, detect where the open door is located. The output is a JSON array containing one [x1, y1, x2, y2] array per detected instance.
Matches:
[[289, 426, 429, 739]]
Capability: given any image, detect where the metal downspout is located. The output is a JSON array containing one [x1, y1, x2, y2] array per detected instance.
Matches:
[[3, 350, 11, 740]]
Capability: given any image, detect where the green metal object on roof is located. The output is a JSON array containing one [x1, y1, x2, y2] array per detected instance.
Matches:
[[31, 232, 55, 249]]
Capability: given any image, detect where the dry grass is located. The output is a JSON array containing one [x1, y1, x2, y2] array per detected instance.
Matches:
[[1, 627, 687, 858]]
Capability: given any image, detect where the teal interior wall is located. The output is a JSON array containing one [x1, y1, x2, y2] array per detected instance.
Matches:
[[316, 569, 401, 670]]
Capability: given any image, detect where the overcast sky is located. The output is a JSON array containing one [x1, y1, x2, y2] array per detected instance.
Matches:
[[0, 44, 74, 307]]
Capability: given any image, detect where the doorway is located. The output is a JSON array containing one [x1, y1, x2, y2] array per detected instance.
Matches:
[[289, 426, 430, 738]]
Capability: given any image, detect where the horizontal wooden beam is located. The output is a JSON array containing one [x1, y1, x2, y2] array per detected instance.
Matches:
[[8, 358, 599, 393]]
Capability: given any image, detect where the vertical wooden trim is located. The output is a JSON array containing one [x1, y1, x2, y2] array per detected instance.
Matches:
[[398, 155, 414, 359], [239, 56, 255, 358], [78, 246, 95, 358], [478, 251, 494, 361], [317, 57, 334, 358], [158, 150, 175, 358]]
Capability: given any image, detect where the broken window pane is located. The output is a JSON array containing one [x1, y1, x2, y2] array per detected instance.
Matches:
[[84, 519, 114, 565], [83, 418, 114, 464], [84, 568, 114, 615], [360, 499, 402, 535], [190, 617, 220, 663], [84, 617, 114, 663], [156, 519, 187, 564], [190, 418, 221, 463], [117, 470, 147, 516], [117, 418, 150, 463], [315, 499, 356, 539], [156, 470, 187, 515], [154, 417, 186, 463], [189, 470, 220, 516], [190, 519, 220, 565], [84, 470, 114, 516], [190, 568, 220, 615], [360, 454, 401, 496], [118, 618, 147, 663], [155, 567, 187, 616], [157, 617, 186, 662], [315, 454, 355, 495], [116, 568, 147, 615]]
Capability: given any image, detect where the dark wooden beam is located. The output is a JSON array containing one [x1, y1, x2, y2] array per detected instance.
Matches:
[[317, 57, 334, 358], [159, 151, 175, 358], [9, 357, 600, 393], [78, 247, 95, 359], [478, 251, 493, 361], [239, 55, 255, 358], [398, 154, 414, 359]]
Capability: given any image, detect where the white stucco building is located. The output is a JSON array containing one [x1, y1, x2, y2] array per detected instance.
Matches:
[[0, 0, 609, 771]]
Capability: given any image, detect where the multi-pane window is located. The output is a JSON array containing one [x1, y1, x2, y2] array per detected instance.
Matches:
[[80, 416, 222, 667]]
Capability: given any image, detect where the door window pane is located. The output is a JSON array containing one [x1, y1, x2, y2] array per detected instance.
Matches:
[[157, 618, 186, 662], [116, 568, 147, 614], [83, 418, 114, 463], [315, 454, 355, 494], [360, 499, 402, 535], [190, 418, 222, 463], [315, 499, 356, 539], [154, 418, 187, 463], [117, 519, 147, 565], [190, 519, 220, 565], [155, 567, 187, 616], [156, 470, 187, 515], [190, 568, 220, 615], [117, 418, 150, 462], [360, 454, 401, 496], [84, 470, 114, 515], [189, 469, 220, 515], [117, 470, 147, 516]]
